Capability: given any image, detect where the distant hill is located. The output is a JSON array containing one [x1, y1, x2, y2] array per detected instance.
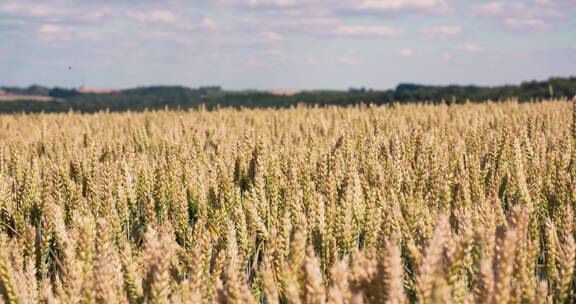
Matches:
[[0, 85, 51, 96], [77, 88, 120, 94], [1, 77, 575, 113]]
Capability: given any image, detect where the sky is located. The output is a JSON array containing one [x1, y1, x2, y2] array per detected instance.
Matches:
[[0, 0, 575, 90]]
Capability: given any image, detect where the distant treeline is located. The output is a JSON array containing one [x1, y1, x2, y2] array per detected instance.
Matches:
[[1, 77, 575, 113]]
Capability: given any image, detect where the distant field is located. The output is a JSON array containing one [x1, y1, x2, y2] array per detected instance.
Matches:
[[269, 88, 308, 96], [0, 93, 53, 102], [77, 87, 121, 94]]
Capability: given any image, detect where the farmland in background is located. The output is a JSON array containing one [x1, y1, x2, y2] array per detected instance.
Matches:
[[1, 76, 575, 113]]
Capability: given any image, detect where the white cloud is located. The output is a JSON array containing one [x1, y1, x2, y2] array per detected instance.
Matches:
[[0, 2, 112, 22], [399, 48, 414, 57], [471, 2, 511, 17], [246, 15, 339, 32], [81, 8, 113, 22], [306, 56, 317, 64], [37, 24, 100, 43], [534, 0, 576, 4], [440, 52, 452, 60], [338, 56, 361, 65], [419, 26, 462, 39], [245, 0, 297, 7], [253, 31, 284, 43], [359, 0, 452, 14], [0, 2, 60, 18], [470, 1, 564, 19], [334, 25, 403, 37], [470, 2, 561, 31], [126, 10, 178, 24], [456, 44, 484, 52], [4, 0, 574, 83], [244, 15, 371, 39], [38, 24, 68, 35], [224, 0, 454, 15], [202, 17, 218, 30], [503, 18, 551, 31]]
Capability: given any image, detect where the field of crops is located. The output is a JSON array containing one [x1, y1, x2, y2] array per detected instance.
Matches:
[[0, 100, 575, 303]]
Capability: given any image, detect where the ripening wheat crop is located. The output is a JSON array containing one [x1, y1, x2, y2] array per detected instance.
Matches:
[[0, 99, 575, 303]]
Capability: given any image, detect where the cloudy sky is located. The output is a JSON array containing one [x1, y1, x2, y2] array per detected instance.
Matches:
[[1, 0, 575, 90]]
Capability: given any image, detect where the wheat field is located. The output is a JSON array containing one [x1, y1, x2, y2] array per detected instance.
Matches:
[[0, 100, 575, 303]]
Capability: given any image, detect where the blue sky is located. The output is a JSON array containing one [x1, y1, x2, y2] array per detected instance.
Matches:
[[1, 0, 575, 90]]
